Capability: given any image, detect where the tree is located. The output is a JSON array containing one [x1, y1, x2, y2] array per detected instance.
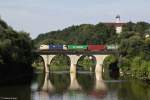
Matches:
[[135, 22, 150, 33], [122, 21, 135, 32], [0, 19, 34, 66]]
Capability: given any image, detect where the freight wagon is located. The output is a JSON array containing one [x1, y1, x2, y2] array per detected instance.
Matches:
[[67, 45, 88, 50], [106, 45, 118, 50], [39, 45, 67, 50], [88, 45, 106, 51]]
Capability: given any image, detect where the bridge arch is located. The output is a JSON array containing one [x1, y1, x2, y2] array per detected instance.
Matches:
[[39, 54, 117, 74], [32, 55, 45, 72], [102, 55, 119, 79], [49, 54, 70, 71], [77, 55, 96, 72], [39, 55, 56, 72]]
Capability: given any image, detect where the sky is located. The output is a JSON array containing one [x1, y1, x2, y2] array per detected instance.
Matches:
[[0, 0, 150, 38]]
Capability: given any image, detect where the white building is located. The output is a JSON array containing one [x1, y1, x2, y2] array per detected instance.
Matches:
[[103, 15, 126, 34]]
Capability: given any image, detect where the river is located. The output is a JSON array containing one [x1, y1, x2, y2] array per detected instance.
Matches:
[[0, 71, 150, 100]]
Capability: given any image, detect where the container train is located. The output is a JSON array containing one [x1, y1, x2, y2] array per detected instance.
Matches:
[[39, 44, 118, 51]]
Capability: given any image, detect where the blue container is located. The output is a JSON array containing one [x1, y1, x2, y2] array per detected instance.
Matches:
[[49, 45, 64, 50]]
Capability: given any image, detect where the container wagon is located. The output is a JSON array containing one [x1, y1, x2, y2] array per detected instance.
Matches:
[[48, 45, 64, 50], [67, 45, 88, 50], [39, 45, 67, 50], [88, 45, 106, 51], [106, 45, 118, 50]]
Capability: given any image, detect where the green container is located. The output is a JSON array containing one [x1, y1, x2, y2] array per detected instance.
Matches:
[[68, 45, 88, 49]]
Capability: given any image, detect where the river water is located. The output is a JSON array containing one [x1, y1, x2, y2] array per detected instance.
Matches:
[[0, 71, 150, 100]]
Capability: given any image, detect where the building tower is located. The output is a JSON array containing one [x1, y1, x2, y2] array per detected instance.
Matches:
[[115, 15, 120, 23], [103, 15, 125, 34], [115, 15, 123, 34]]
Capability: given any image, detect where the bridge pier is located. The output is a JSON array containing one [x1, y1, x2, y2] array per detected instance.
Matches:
[[94, 55, 108, 79], [68, 55, 82, 73], [40, 55, 55, 73]]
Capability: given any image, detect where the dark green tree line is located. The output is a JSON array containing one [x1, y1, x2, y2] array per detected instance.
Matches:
[[0, 18, 34, 82]]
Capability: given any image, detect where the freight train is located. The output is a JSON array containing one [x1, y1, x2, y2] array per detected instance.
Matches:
[[39, 44, 118, 51]]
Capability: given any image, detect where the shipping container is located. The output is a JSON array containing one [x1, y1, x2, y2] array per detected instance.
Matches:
[[106, 45, 118, 50], [49, 45, 64, 50], [67, 45, 88, 50], [88, 45, 106, 51]]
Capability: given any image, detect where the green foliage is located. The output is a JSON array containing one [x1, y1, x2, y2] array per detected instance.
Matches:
[[119, 26, 150, 79], [122, 21, 135, 32], [103, 55, 119, 79], [0, 18, 8, 29], [50, 55, 70, 71], [34, 23, 116, 46], [127, 35, 144, 57], [135, 22, 150, 33], [77, 56, 95, 71], [0, 19, 34, 66], [32, 57, 44, 71], [104, 55, 118, 65], [119, 57, 131, 73], [142, 38, 150, 61], [123, 21, 150, 33], [130, 56, 150, 79], [50, 73, 70, 92]]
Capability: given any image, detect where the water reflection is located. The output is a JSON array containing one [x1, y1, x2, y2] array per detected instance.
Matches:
[[90, 72, 108, 99], [0, 70, 150, 100], [32, 71, 109, 100], [69, 72, 82, 90], [95, 71, 107, 91], [77, 72, 94, 93], [63, 91, 87, 100], [38, 73, 55, 100], [0, 85, 31, 100], [50, 72, 70, 93], [41, 73, 54, 92]]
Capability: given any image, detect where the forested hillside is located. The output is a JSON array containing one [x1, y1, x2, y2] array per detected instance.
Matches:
[[34, 22, 150, 47], [34, 23, 116, 47]]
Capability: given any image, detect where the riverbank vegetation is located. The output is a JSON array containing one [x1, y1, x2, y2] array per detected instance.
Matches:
[[118, 32, 150, 80]]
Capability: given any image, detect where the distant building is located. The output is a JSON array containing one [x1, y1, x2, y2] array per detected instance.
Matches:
[[103, 15, 126, 34]]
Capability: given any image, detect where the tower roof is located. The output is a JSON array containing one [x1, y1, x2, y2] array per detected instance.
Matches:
[[116, 15, 120, 19]]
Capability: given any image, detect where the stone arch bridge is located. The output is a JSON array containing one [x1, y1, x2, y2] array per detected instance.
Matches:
[[35, 50, 118, 74]]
